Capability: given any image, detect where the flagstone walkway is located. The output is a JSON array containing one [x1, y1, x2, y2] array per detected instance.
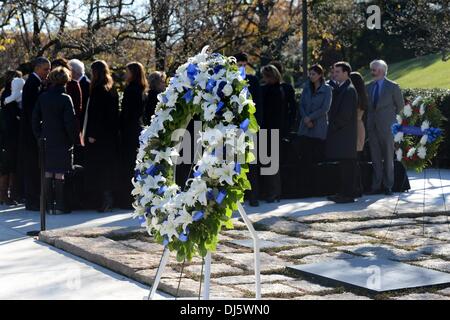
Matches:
[[1, 169, 450, 299]]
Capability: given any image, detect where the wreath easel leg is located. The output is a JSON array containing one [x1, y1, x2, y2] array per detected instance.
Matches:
[[148, 247, 170, 300], [237, 202, 262, 299]]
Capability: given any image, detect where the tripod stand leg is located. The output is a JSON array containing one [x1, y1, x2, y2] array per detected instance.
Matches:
[[237, 202, 261, 299], [202, 252, 212, 300], [148, 247, 170, 300]]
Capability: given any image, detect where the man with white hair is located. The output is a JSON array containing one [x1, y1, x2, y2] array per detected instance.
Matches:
[[366, 59, 404, 196], [68, 59, 90, 120]]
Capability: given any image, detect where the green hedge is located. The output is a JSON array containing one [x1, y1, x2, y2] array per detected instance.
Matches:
[[403, 88, 450, 167]]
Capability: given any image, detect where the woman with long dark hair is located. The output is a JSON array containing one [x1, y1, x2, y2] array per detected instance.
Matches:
[[118, 62, 148, 208], [84, 60, 119, 212], [0, 70, 23, 205], [350, 71, 369, 197], [296, 64, 332, 196]]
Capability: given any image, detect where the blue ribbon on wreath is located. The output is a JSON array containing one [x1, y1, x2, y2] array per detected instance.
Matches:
[[424, 127, 442, 143], [391, 124, 442, 143]]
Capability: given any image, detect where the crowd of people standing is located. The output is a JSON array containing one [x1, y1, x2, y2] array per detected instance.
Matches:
[[0, 52, 403, 213], [0, 57, 167, 213]]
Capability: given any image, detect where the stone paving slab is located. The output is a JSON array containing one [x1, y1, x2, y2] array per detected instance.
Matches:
[[336, 243, 426, 262], [410, 259, 450, 273], [284, 280, 335, 294], [417, 243, 450, 258], [309, 218, 416, 233], [235, 283, 300, 297], [184, 263, 244, 277], [212, 274, 293, 285], [392, 293, 450, 300], [288, 257, 450, 293], [292, 252, 357, 264], [300, 230, 378, 245], [295, 292, 372, 300], [276, 246, 329, 258], [214, 252, 290, 272]]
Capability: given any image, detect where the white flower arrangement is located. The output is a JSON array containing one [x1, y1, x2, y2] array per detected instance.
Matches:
[[132, 47, 258, 261], [403, 104, 413, 117], [393, 95, 443, 172]]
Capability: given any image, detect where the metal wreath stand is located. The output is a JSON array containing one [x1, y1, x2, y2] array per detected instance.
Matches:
[[147, 118, 262, 300]]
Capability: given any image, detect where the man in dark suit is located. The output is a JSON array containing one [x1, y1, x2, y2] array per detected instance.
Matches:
[[366, 60, 404, 196], [325, 61, 358, 204], [20, 57, 51, 211], [234, 52, 262, 207]]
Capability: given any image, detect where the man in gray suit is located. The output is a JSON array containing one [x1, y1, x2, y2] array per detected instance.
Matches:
[[366, 60, 404, 195]]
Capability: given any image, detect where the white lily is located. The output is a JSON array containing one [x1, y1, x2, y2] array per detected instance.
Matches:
[[412, 96, 422, 107], [174, 207, 193, 232], [403, 104, 413, 117], [223, 110, 234, 123], [216, 162, 236, 185], [394, 132, 404, 143], [417, 146, 427, 159], [421, 120, 430, 132], [420, 135, 428, 145], [152, 147, 179, 165], [407, 147, 416, 158]]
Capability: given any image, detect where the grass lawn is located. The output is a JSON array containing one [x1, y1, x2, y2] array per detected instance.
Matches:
[[360, 54, 450, 89]]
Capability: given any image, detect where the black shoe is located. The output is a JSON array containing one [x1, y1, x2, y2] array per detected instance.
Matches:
[[328, 195, 355, 204], [384, 188, 393, 196], [266, 195, 280, 203], [55, 179, 71, 214]]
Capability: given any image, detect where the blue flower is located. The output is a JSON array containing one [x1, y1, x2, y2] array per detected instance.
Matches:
[[214, 65, 224, 74], [216, 190, 226, 204], [193, 211, 204, 221], [145, 165, 157, 176], [138, 216, 146, 224], [134, 170, 143, 181], [206, 79, 217, 92], [193, 170, 202, 177], [240, 118, 250, 132], [217, 81, 227, 99], [239, 66, 247, 79], [216, 101, 225, 113], [207, 190, 215, 200], [162, 94, 169, 104], [157, 185, 167, 195], [179, 233, 188, 242], [183, 89, 194, 103], [235, 162, 241, 174], [187, 63, 198, 78], [162, 236, 169, 246]]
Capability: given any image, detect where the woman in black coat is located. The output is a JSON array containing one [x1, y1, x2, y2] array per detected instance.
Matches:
[[84, 60, 119, 212], [0, 71, 23, 205], [260, 64, 290, 203], [32, 67, 78, 213], [118, 62, 147, 208]]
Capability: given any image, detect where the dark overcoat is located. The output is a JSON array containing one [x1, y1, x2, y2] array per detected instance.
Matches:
[[32, 85, 78, 172], [325, 79, 358, 160]]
